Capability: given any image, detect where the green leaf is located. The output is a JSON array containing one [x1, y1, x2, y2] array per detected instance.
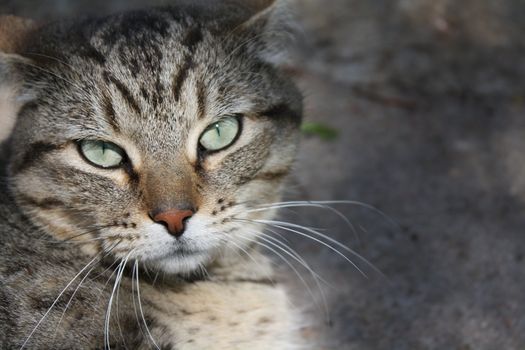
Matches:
[[301, 122, 339, 141]]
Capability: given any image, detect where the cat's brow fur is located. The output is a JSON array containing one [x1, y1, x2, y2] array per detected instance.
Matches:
[[0, 1, 306, 349]]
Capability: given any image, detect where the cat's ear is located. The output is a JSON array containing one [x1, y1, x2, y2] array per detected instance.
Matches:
[[237, 0, 300, 65], [0, 15, 37, 54], [0, 15, 38, 143]]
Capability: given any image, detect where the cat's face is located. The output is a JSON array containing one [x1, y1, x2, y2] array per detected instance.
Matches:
[[4, 5, 302, 274]]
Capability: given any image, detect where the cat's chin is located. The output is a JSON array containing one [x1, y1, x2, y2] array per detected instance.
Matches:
[[149, 251, 213, 275]]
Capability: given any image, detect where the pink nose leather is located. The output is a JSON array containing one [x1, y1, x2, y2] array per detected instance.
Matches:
[[153, 209, 194, 237]]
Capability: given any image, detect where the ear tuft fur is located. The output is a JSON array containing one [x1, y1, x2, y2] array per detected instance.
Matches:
[[239, 0, 301, 65], [0, 16, 38, 143]]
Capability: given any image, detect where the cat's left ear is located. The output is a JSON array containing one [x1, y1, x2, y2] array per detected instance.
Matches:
[[0, 15, 39, 142], [237, 0, 301, 65]]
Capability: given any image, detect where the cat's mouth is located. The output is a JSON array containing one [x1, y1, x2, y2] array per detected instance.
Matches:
[[123, 220, 222, 274], [152, 248, 213, 275], [170, 245, 200, 254], [166, 243, 208, 258]]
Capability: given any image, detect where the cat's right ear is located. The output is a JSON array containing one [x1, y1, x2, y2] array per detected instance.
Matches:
[[234, 0, 301, 66], [0, 15, 38, 143]]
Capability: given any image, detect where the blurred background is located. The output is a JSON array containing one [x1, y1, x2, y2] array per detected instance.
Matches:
[[2, 0, 525, 348]]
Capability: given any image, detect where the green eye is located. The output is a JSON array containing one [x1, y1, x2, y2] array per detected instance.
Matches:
[[79, 140, 125, 168], [199, 116, 240, 152]]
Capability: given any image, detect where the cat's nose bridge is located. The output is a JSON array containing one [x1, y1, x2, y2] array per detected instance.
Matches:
[[141, 164, 198, 216]]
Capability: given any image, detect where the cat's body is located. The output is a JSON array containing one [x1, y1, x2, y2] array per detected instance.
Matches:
[[0, 2, 305, 348]]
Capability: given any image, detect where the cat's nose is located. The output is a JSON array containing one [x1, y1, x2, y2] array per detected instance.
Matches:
[[151, 209, 194, 237]]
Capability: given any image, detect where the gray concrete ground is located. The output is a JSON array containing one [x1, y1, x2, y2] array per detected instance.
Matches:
[[2, 1, 525, 349]]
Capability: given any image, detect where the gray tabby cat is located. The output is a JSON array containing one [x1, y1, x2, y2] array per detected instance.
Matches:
[[0, 1, 306, 348]]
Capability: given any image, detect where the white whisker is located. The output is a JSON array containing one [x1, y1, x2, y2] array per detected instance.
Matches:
[[227, 238, 275, 285], [257, 229, 330, 286], [20, 254, 101, 349], [131, 260, 147, 344], [135, 261, 161, 349], [242, 202, 360, 243], [52, 262, 98, 340], [238, 218, 370, 277], [104, 250, 133, 350], [235, 230, 324, 314], [255, 200, 398, 228], [257, 229, 332, 320]]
